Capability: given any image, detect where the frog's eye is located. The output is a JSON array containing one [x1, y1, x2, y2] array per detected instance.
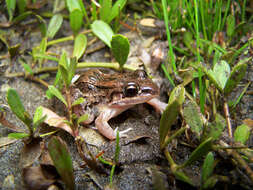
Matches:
[[124, 82, 139, 97], [134, 70, 147, 79]]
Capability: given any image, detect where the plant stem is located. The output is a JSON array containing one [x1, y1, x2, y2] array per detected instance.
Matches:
[[4, 62, 138, 78], [224, 99, 232, 139]]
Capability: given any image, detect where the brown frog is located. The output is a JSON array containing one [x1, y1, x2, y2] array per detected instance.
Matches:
[[70, 69, 167, 140]]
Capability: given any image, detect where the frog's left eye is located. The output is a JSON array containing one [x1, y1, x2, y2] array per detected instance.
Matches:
[[124, 82, 139, 97]]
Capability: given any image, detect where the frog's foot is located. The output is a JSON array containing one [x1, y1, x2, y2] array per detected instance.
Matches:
[[114, 127, 133, 138], [95, 105, 133, 140]]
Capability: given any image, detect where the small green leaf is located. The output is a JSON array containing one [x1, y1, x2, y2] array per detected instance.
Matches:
[[203, 114, 226, 140], [91, 20, 114, 48], [108, 0, 127, 23], [100, 0, 112, 22], [73, 33, 87, 60], [22, 63, 33, 75], [68, 58, 78, 85], [8, 132, 29, 139], [226, 14, 235, 37], [202, 175, 219, 189], [207, 60, 230, 91], [48, 85, 67, 106], [160, 100, 180, 148], [47, 14, 63, 38], [234, 124, 251, 144], [66, 0, 81, 12], [6, 0, 16, 21], [114, 130, 120, 163], [182, 137, 213, 168], [201, 152, 214, 183], [59, 52, 69, 86], [168, 85, 185, 105], [7, 89, 26, 123], [111, 34, 130, 68], [77, 114, 88, 125], [173, 170, 194, 186], [17, 0, 26, 14], [33, 106, 43, 125], [224, 59, 248, 96], [48, 136, 75, 190], [183, 100, 204, 139], [70, 9, 83, 34], [72, 97, 85, 107], [35, 14, 47, 37]]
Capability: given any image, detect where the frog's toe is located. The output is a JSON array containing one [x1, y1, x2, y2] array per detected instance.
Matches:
[[114, 127, 133, 138]]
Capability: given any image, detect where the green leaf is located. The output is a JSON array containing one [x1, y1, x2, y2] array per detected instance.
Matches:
[[68, 58, 78, 85], [114, 130, 120, 163], [66, 0, 81, 12], [207, 60, 230, 91], [77, 114, 88, 125], [35, 14, 47, 37], [159, 100, 180, 148], [173, 170, 195, 186], [73, 33, 87, 60], [201, 152, 214, 183], [22, 63, 33, 75], [226, 14, 235, 37], [8, 132, 29, 139], [203, 114, 226, 140], [224, 58, 248, 96], [108, 0, 127, 23], [72, 97, 85, 107], [168, 85, 185, 105], [48, 136, 75, 190], [48, 85, 67, 106], [59, 52, 69, 86], [111, 34, 130, 68], [47, 14, 63, 38], [70, 9, 83, 34], [91, 20, 114, 48], [182, 137, 213, 168], [234, 124, 251, 144], [202, 175, 219, 189], [7, 89, 28, 123], [100, 0, 112, 22], [6, 0, 16, 21], [183, 100, 204, 139], [17, 0, 26, 14], [33, 106, 43, 125]]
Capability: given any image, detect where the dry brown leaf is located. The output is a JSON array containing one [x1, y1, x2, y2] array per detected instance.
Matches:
[[41, 106, 75, 136]]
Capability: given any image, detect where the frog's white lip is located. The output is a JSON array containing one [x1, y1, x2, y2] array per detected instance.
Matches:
[[108, 94, 158, 107]]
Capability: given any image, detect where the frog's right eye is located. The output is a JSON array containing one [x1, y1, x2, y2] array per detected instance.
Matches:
[[124, 82, 139, 97]]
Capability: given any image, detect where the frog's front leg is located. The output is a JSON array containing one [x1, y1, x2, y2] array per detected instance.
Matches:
[[147, 98, 168, 114], [95, 105, 133, 140]]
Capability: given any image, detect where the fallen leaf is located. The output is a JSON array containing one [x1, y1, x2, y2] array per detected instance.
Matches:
[[20, 137, 42, 168], [22, 166, 57, 190], [41, 106, 75, 136]]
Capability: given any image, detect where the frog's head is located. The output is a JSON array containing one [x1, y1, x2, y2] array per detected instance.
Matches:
[[110, 70, 159, 107]]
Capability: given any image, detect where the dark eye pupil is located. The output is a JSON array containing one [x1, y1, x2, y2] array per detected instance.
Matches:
[[124, 84, 138, 97]]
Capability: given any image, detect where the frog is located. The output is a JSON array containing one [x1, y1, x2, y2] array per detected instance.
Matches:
[[70, 69, 167, 140]]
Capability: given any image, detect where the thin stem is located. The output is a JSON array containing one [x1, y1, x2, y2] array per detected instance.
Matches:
[[224, 99, 232, 139]]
